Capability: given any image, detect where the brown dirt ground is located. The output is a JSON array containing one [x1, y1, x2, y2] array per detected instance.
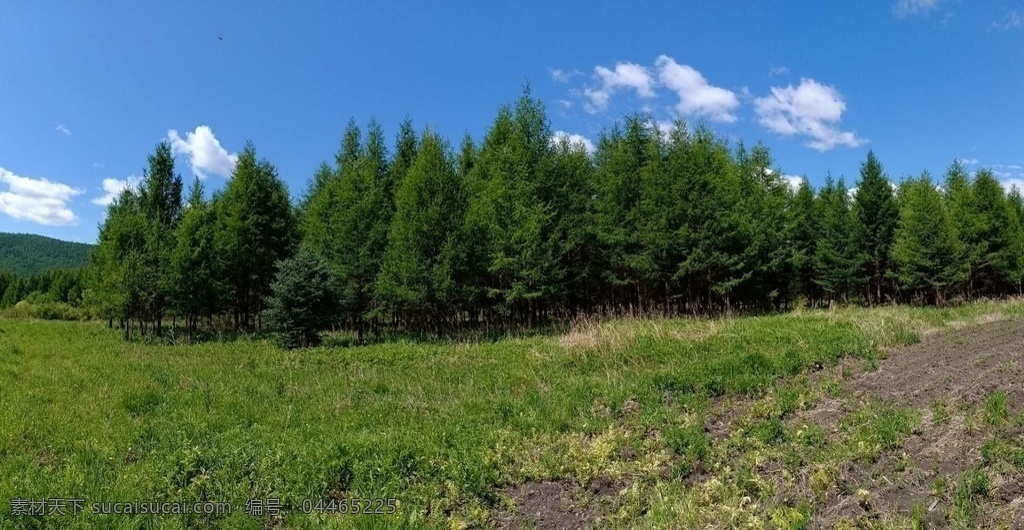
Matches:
[[496, 319, 1024, 529], [810, 318, 1024, 528]]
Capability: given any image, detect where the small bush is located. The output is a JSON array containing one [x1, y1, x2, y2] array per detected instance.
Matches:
[[262, 249, 342, 349]]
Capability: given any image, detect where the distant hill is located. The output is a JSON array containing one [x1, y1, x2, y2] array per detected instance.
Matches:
[[0, 233, 93, 276]]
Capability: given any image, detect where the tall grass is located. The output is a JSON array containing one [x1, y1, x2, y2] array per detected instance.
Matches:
[[0, 299, 1020, 529]]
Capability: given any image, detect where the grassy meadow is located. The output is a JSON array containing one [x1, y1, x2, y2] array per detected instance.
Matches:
[[2, 300, 1024, 529]]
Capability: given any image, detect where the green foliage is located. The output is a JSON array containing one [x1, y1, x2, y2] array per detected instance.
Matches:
[[170, 179, 226, 336], [852, 150, 898, 304], [891, 174, 965, 304], [377, 129, 468, 328], [216, 141, 298, 332], [814, 176, 862, 302], [0, 232, 92, 276], [53, 85, 1024, 337], [789, 178, 820, 305], [263, 249, 342, 348], [302, 121, 389, 341], [1, 300, 1015, 528]]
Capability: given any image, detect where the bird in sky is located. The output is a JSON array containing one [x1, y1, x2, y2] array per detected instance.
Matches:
[[218, 34, 223, 41]]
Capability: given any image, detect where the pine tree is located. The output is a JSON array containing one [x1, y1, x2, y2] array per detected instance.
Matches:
[[471, 86, 560, 324], [593, 115, 660, 312], [377, 130, 467, 330], [670, 124, 748, 311], [548, 132, 599, 315], [89, 189, 148, 337], [217, 141, 297, 331], [1006, 187, 1024, 294], [135, 141, 183, 335], [263, 249, 342, 348], [890, 174, 965, 304], [851, 150, 897, 305], [734, 142, 793, 309], [815, 176, 860, 303], [943, 160, 983, 297], [170, 179, 225, 338], [788, 178, 820, 306], [972, 169, 1017, 296]]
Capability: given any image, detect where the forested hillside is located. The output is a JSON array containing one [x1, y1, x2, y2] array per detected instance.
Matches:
[[0, 232, 92, 276], [82, 87, 1024, 343]]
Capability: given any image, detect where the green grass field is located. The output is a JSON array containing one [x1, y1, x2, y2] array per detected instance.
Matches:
[[2, 301, 1023, 529]]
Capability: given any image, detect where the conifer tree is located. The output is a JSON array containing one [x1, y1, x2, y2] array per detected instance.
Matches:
[[216, 141, 297, 331], [890, 174, 964, 304], [135, 141, 183, 335], [670, 125, 748, 311], [170, 179, 224, 338], [263, 249, 342, 348], [471, 87, 559, 324], [815, 176, 861, 302], [788, 178, 820, 306], [852, 150, 897, 305], [943, 160, 982, 297], [972, 169, 1017, 295], [377, 130, 467, 329], [593, 115, 660, 312]]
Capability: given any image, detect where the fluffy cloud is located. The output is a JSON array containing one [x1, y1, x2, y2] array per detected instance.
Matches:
[[893, 0, 939, 18], [92, 176, 142, 207], [754, 78, 866, 151], [957, 157, 979, 166], [583, 62, 656, 113], [56, 123, 71, 136], [782, 174, 803, 191], [167, 126, 238, 180], [655, 55, 739, 123], [769, 65, 790, 77], [551, 131, 595, 154], [0, 167, 83, 226]]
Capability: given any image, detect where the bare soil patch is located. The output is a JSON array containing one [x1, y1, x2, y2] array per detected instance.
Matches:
[[495, 478, 618, 530], [809, 319, 1024, 528], [848, 318, 1024, 408]]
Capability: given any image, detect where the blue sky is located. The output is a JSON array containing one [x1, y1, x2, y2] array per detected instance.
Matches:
[[2, 0, 1023, 243]]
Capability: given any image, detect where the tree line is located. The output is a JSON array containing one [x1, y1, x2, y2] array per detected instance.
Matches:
[[0, 268, 86, 309], [84, 87, 1024, 343]]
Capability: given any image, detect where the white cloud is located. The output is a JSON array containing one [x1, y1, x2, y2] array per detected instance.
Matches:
[[551, 131, 595, 154], [754, 78, 866, 151], [549, 68, 580, 84], [167, 125, 238, 180], [769, 65, 789, 77], [1009, 165, 1023, 170], [893, 0, 939, 18], [92, 162, 105, 168], [655, 55, 739, 123], [957, 157, 978, 165], [56, 123, 71, 136], [0, 167, 83, 226], [782, 174, 803, 191], [999, 177, 1024, 194], [91, 176, 142, 206], [992, 11, 1024, 30], [583, 62, 656, 113]]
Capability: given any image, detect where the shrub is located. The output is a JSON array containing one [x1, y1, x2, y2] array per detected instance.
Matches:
[[262, 249, 342, 348]]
